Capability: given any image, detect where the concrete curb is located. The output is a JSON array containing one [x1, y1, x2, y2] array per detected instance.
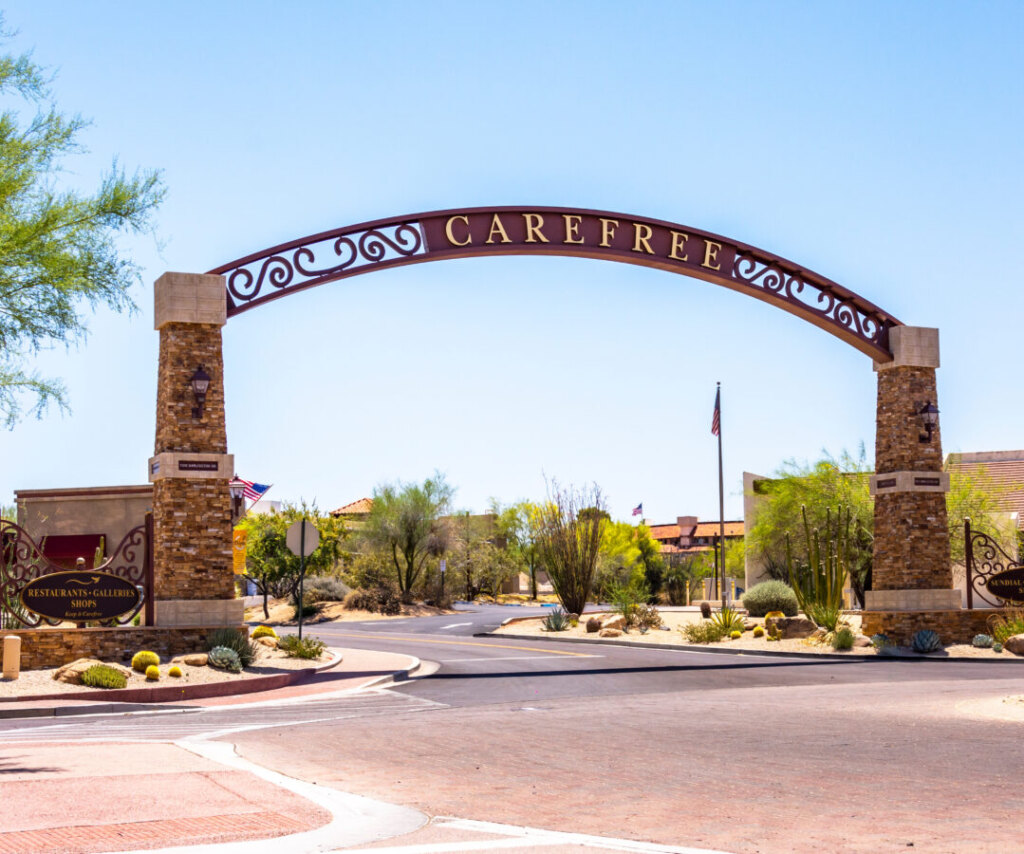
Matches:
[[479, 631, 1024, 663], [0, 650, 345, 718]]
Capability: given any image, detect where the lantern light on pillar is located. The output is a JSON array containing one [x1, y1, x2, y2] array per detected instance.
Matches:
[[190, 365, 211, 418], [917, 401, 939, 443], [228, 477, 246, 524]]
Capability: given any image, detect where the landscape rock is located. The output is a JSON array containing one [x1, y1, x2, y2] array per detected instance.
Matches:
[[743, 620, 757, 631], [599, 628, 623, 638], [256, 636, 278, 648], [1004, 634, 1024, 656], [586, 617, 602, 633], [775, 617, 817, 639], [811, 628, 827, 641], [601, 615, 626, 631], [853, 635, 872, 648], [174, 653, 209, 667], [53, 658, 132, 684]]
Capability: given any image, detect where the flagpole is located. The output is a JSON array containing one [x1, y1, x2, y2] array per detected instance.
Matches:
[[716, 382, 727, 607]]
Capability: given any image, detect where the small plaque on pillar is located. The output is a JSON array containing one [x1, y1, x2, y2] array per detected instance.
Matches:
[[149, 452, 234, 481]]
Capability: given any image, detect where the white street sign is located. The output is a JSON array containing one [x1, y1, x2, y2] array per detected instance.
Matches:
[[285, 519, 319, 556]]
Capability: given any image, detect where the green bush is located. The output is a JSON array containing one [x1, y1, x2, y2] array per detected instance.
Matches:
[[988, 609, 1024, 644], [681, 621, 728, 644], [208, 645, 243, 672], [343, 587, 402, 615], [251, 625, 278, 640], [207, 628, 258, 667], [830, 626, 856, 650], [80, 664, 128, 689], [145, 664, 160, 681], [741, 580, 799, 617], [635, 603, 662, 630], [610, 580, 649, 628], [278, 634, 327, 659], [131, 650, 160, 673], [304, 575, 352, 602]]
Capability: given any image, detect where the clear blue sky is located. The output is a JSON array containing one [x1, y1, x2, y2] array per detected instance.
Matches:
[[3, 1, 1022, 524]]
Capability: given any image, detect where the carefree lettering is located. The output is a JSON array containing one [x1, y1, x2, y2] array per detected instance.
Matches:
[[442, 212, 724, 271]]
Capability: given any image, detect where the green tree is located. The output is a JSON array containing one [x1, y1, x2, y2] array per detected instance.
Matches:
[[362, 473, 454, 599], [535, 481, 604, 615], [239, 503, 346, 619], [492, 500, 544, 599], [0, 26, 165, 426]]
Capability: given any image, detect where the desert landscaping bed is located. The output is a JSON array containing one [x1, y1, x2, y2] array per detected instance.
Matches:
[[493, 610, 1022, 659], [0, 642, 334, 700]]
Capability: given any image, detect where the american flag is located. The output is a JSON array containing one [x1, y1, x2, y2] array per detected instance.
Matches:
[[231, 477, 271, 503], [711, 386, 721, 437], [632, 503, 643, 517]]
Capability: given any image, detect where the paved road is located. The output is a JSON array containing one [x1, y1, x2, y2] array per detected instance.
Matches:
[[4, 604, 1024, 853]]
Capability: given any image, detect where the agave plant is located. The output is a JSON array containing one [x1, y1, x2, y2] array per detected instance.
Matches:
[[542, 608, 570, 632], [911, 629, 942, 654], [710, 605, 746, 634]]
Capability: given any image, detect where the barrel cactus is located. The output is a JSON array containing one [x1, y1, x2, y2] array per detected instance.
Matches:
[[972, 633, 994, 649], [912, 629, 942, 653], [145, 664, 160, 681], [131, 650, 160, 673], [251, 625, 278, 640], [208, 645, 243, 673]]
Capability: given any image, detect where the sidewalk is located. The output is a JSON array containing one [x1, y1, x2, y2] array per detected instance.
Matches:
[[0, 647, 422, 854]]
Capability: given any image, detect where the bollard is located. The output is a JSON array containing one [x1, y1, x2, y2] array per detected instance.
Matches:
[[3, 635, 21, 680]]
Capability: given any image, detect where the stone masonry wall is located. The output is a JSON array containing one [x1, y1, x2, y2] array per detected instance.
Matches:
[[152, 478, 234, 600], [155, 322, 227, 454], [873, 363, 951, 591], [861, 608, 1006, 646], [6, 626, 244, 670]]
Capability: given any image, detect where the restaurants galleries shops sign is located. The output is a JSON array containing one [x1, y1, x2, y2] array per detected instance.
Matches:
[[20, 571, 142, 622], [212, 206, 901, 361]]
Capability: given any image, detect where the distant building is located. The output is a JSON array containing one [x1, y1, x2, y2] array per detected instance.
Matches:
[[647, 514, 745, 600], [946, 450, 1024, 531]]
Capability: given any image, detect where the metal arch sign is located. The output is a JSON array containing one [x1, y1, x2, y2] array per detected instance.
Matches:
[[209, 206, 902, 361], [20, 571, 142, 622]]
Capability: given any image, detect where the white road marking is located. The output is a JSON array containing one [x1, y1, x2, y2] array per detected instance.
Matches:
[[440, 622, 474, 629]]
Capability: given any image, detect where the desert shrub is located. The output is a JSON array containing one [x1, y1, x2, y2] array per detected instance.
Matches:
[[251, 625, 278, 640], [131, 650, 160, 673], [207, 627, 258, 667], [912, 629, 942, 653], [972, 633, 993, 648], [168, 665, 182, 678], [278, 634, 326, 659], [700, 601, 712, 618], [830, 625, 856, 650], [741, 580, 799, 617], [80, 664, 127, 689], [343, 587, 402, 615], [752, 625, 765, 638], [988, 609, 1024, 644], [145, 664, 160, 681], [610, 580, 649, 628], [304, 575, 352, 602], [710, 605, 745, 634], [681, 621, 728, 644], [208, 645, 243, 672], [635, 603, 662, 630], [870, 633, 889, 649], [542, 608, 570, 631], [291, 589, 323, 620]]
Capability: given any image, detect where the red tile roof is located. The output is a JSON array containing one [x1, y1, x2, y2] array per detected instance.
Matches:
[[694, 521, 745, 538], [330, 497, 374, 517], [648, 524, 681, 541]]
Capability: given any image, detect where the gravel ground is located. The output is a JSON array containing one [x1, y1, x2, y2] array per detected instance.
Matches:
[[0, 642, 331, 699], [494, 610, 1019, 659]]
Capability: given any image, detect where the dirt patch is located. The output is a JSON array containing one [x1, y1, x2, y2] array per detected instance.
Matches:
[[246, 598, 454, 625], [495, 610, 1020, 659], [0, 642, 332, 700]]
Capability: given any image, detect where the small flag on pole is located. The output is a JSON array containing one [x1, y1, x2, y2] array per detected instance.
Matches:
[[632, 503, 643, 517], [711, 387, 721, 437], [231, 477, 272, 503]]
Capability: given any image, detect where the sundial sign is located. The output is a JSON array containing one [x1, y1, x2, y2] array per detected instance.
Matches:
[[20, 571, 141, 622], [987, 567, 1024, 606]]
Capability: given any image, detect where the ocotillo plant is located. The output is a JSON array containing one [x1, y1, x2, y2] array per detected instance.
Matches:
[[786, 505, 849, 631]]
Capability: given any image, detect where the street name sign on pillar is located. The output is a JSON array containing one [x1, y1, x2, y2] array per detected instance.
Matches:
[[286, 519, 319, 639]]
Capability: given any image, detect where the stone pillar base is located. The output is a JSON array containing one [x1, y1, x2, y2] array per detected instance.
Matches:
[[864, 588, 962, 611], [155, 598, 245, 628], [861, 609, 1005, 645]]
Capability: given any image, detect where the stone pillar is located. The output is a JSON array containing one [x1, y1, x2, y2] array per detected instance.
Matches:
[[148, 272, 243, 628], [866, 326, 958, 612]]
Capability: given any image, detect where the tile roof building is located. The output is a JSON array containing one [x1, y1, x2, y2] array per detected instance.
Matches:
[[945, 450, 1024, 529]]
